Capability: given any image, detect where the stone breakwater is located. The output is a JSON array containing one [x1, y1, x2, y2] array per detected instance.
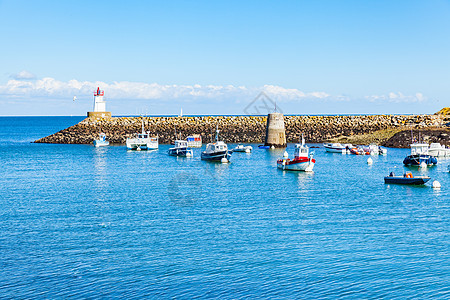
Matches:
[[34, 115, 445, 145]]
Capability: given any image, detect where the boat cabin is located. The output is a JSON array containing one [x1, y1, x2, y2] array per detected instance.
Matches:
[[294, 143, 309, 158], [410, 143, 429, 155], [206, 141, 227, 153], [174, 140, 188, 148]]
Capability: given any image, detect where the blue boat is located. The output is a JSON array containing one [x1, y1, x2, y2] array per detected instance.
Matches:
[[403, 154, 437, 166], [403, 143, 437, 166], [258, 145, 270, 149], [384, 172, 430, 185], [201, 127, 232, 162], [168, 140, 193, 157]]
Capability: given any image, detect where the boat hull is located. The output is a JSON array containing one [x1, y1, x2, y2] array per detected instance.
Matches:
[[277, 157, 315, 172], [168, 147, 193, 157], [201, 150, 231, 161], [324, 145, 346, 153], [403, 154, 437, 166], [234, 146, 252, 152], [428, 149, 450, 157], [93, 140, 109, 147], [384, 176, 430, 185]]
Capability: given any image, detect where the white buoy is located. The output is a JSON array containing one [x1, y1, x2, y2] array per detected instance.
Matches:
[[420, 161, 427, 168], [221, 157, 228, 163], [367, 157, 373, 165], [136, 147, 141, 151], [186, 152, 192, 157], [245, 148, 251, 153], [432, 180, 441, 188], [283, 151, 288, 158], [271, 145, 275, 149]]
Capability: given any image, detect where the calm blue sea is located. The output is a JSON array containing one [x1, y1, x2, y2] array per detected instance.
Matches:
[[0, 117, 449, 299]]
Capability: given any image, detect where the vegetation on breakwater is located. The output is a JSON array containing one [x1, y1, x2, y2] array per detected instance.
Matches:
[[34, 114, 446, 147]]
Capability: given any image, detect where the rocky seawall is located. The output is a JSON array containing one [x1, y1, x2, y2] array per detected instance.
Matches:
[[34, 114, 448, 147]]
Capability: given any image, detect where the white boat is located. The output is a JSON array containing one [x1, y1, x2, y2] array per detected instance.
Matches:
[[201, 128, 232, 162], [187, 134, 202, 148], [168, 140, 193, 157], [428, 143, 450, 157], [233, 145, 252, 153], [126, 120, 158, 150], [93, 133, 109, 147], [323, 142, 352, 154], [277, 135, 315, 172], [363, 144, 387, 155]]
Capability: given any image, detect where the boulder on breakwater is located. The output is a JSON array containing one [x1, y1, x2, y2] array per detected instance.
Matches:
[[34, 114, 445, 147]]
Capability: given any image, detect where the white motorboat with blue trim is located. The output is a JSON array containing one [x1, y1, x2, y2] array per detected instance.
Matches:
[[233, 145, 252, 153], [201, 128, 232, 162], [93, 133, 109, 147], [323, 142, 353, 153], [168, 140, 193, 157]]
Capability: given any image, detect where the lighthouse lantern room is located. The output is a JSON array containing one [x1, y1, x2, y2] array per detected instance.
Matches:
[[87, 87, 112, 118]]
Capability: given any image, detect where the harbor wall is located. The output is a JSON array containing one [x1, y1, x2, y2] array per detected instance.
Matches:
[[34, 114, 447, 146]]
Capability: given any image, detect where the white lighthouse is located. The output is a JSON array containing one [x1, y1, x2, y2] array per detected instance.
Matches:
[[87, 87, 111, 118]]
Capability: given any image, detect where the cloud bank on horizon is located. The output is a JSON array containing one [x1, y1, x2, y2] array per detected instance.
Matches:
[[1, 72, 426, 105]]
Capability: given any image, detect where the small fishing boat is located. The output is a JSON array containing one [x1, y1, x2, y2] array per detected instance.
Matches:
[[234, 145, 252, 153], [428, 143, 450, 157], [403, 143, 437, 166], [168, 140, 193, 157], [93, 133, 109, 147], [362, 144, 388, 155], [349, 146, 368, 155], [323, 143, 353, 153], [384, 172, 431, 185], [277, 134, 315, 172], [258, 145, 271, 149], [187, 134, 202, 148], [126, 119, 158, 150], [201, 127, 232, 162]]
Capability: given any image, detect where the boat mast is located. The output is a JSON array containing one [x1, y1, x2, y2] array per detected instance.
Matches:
[[215, 123, 219, 142], [141, 118, 145, 134]]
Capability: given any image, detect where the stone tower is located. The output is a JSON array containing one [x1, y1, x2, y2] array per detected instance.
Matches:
[[264, 113, 286, 147]]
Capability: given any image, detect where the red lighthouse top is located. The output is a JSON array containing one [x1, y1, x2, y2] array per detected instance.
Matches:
[[94, 87, 104, 96]]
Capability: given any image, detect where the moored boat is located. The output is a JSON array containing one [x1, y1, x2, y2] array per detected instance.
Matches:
[[93, 133, 109, 147], [234, 145, 252, 153], [384, 172, 430, 185], [349, 146, 368, 155], [428, 143, 450, 157], [126, 119, 158, 150], [187, 134, 202, 148], [201, 127, 232, 162], [168, 140, 193, 157], [277, 134, 315, 172], [362, 144, 387, 155], [403, 143, 437, 166], [323, 143, 352, 154]]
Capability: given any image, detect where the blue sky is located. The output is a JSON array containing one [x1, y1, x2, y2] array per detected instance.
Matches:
[[0, 0, 449, 116]]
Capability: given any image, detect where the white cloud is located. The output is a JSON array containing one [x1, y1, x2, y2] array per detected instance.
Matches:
[[10, 70, 36, 80], [365, 92, 427, 103], [0, 77, 330, 102]]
